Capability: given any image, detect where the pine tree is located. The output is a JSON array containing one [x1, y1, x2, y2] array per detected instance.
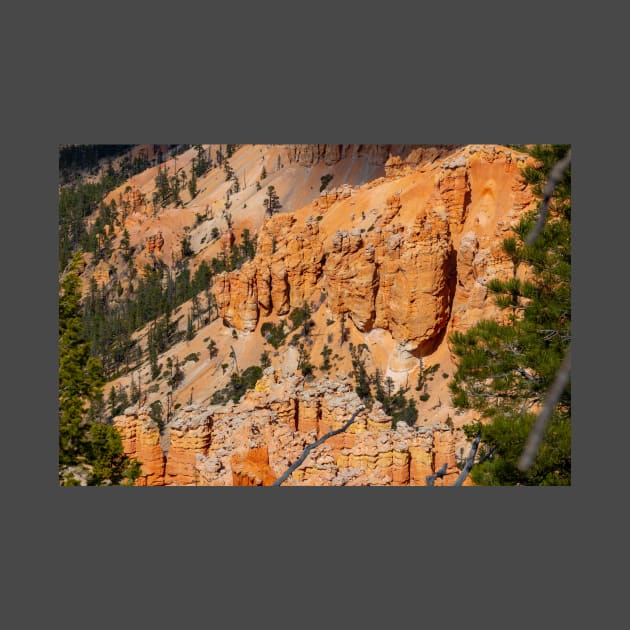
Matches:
[[149, 400, 164, 431], [320, 345, 332, 372], [120, 228, 131, 263], [59, 255, 140, 485], [224, 159, 235, 181], [59, 256, 102, 467], [260, 350, 271, 369], [186, 313, 194, 341], [263, 185, 281, 216], [449, 145, 571, 485], [188, 163, 198, 199], [155, 167, 170, 206], [148, 328, 160, 380]]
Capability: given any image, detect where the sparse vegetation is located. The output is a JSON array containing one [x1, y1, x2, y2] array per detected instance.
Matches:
[[340, 312, 349, 345], [289, 304, 312, 330], [371, 368, 417, 428], [149, 400, 164, 431], [167, 358, 184, 389], [320, 345, 332, 372], [319, 174, 334, 192], [211, 365, 263, 404], [261, 320, 287, 349], [297, 343, 314, 380], [349, 343, 372, 405], [260, 350, 271, 369]]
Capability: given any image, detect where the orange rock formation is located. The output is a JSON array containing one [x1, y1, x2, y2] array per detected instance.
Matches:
[[114, 411, 165, 486], [213, 145, 536, 356], [145, 231, 164, 254], [100, 144, 537, 487], [118, 372, 473, 487]]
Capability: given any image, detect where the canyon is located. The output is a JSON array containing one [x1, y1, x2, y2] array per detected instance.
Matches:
[[77, 143, 539, 485]]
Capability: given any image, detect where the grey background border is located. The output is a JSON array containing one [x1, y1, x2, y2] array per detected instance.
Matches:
[[5, 2, 619, 627]]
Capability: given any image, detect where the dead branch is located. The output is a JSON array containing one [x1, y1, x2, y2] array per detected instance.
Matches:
[[518, 344, 571, 471], [425, 463, 447, 486], [525, 148, 571, 245], [452, 431, 481, 486], [272, 406, 365, 486]]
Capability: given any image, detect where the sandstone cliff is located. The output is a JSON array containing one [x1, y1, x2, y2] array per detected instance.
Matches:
[[98, 144, 538, 487], [114, 411, 165, 486], [117, 371, 471, 487], [213, 144, 537, 360]]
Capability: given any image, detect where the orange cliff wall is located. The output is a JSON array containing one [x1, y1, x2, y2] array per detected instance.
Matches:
[[114, 411, 165, 486]]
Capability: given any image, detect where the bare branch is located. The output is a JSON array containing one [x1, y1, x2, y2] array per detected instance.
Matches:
[[518, 344, 571, 471], [477, 447, 496, 466], [272, 406, 365, 486], [425, 463, 447, 486], [525, 148, 571, 245], [453, 431, 481, 486]]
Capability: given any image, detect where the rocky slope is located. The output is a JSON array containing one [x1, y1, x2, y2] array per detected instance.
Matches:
[[80, 143, 538, 486], [115, 369, 466, 486]]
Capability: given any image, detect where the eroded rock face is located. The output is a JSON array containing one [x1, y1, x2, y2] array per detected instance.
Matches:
[[214, 261, 259, 332], [145, 231, 164, 254], [214, 191, 454, 353], [215, 213, 324, 327], [109, 145, 538, 487], [120, 372, 468, 487], [92, 259, 112, 287], [212, 146, 537, 355], [384, 145, 459, 178], [164, 408, 213, 485], [114, 410, 165, 486]]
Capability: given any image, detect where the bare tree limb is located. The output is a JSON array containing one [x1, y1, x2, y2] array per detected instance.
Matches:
[[272, 406, 365, 486], [477, 447, 496, 466], [425, 463, 447, 486], [525, 148, 571, 246], [518, 344, 571, 471], [452, 431, 481, 486]]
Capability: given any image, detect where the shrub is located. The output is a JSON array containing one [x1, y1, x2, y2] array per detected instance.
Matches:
[[319, 174, 334, 192], [184, 352, 200, 363], [211, 365, 263, 404], [260, 350, 271, 369], [260, 320, 286, 349], [149, 400, 164, 431], [289, 304, 311, 330]]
